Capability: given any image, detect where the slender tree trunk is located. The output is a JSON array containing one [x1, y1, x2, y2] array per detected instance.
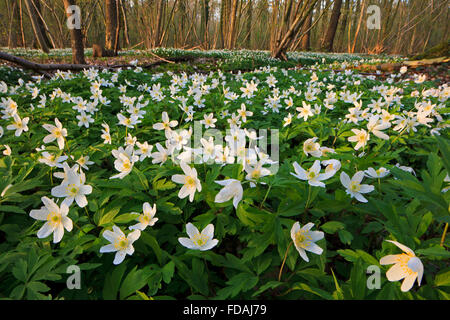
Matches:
[[245, 0, 253, 48], [63, 0, 85, 64], [322, 0, 342, 52], [200, 0, 210, 49], [300, 10, 312, 51], [24, 0, 50, 52], [105, 0, 118, 51], [227, 0, 239, 49]]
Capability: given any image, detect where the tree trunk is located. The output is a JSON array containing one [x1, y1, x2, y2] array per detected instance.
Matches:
[[245, 0, 253, 48], [322, 0, 342, 52], [300, 9, 312, 51], [63, 0, 85, 64], [24, 0, 50, 53], [227, 0, 239, 49], [200, 0, 210, 49], [105, 0, 118, 51]]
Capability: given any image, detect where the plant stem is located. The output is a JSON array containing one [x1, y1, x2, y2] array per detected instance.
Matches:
[[84, 206, 92, 223], [259, 184, 272, 209], [278, 241, 293, 282], [440, 223, 448, 247], [305, 184, 312, 210]]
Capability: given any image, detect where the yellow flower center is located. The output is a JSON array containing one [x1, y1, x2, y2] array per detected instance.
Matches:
[[53, 128, 62, 137], [350, 181, 361, 192], [185, 176, 196, 188], [47, 211, 61, 227], [66, 184, 79, 196], [192, 234, 207, 247], [251, 169, 261, 179], [139, 215, 150, 224], [123, 161, 131, 170], [114, 236, 129, 250], [294, 230, 311, 249]]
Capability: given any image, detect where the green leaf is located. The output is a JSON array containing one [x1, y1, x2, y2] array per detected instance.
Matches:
[[103, 263, 127, 300], [252, 281, 282, 297], [417, 246, 450, 258], [435, 135, 450, 175], [291, 282, 334, 300], [434, 269, 450, 287], [12, 259, 27, 283], [350, 259, 366, 299], [321, 221, 345, 234], [140, 233, 162, 264], [161, 261, 175, 284], [98, 207, 121, 226], [120, 266, 151, 299], [338, 229, 353, 244], [216, 272, 259, 299]]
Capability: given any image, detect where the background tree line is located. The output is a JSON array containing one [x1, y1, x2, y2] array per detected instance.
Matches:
[[0, 0, 448, 59]]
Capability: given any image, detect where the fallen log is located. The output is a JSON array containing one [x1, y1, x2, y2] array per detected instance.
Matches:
[[0, 51, 107, 73], [0, 51, 203, 75]]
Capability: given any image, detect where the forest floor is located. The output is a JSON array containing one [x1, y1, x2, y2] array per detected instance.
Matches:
[[0, 48, 448, 85]]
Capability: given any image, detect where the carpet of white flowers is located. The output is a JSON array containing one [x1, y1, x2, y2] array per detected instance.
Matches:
[[0, 56, 449, 300]]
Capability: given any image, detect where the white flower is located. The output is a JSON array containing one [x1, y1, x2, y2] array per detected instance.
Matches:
[[151, 143, 171, 165], [321, 159, 341, 176], [291, 222, 324, 262], [135, 141, 153, 161], [237, 103, 253, 122], [303, 137, 322, 157], [101, 122, 111, 144], [380, 240, 424, 292], [38, 152, 68, 168], [367, 115, 390, 140], [76, 111, 94, 128], [6, 113, 29, 137], [296, 101, 314, 121], [129, 202, 158, 231], [117, 113, 138, 128], [201, 113, 217, 128], [348, 128, 370, 150], [291, 160, 333, 188], [364, 167, 390, 178], [110, 145, 138, 179], [178, 223, 218, 251], [153, 111, 178, 132], [76, 156, 94, 170], [200, 137, 220, 163], [245, 161, 271, 185], [283, 113, 293, 127], [171, 161, 202, 202], [100, 226, 141, 265], [214, 179, 243, 209], [340, 171, 374, 203], [29, 196, 73, 243], [42, 118, 67, 150], [51, 169, 92, 207], [3, 145, 11, 156]]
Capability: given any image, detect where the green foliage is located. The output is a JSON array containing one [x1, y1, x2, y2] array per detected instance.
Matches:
[[0, 49, 448, 301]]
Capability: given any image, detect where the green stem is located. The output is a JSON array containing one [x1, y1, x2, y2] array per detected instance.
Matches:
[[259, 184, 272, 209], [305, 184, 312, 210], [441, 223, 448, 247], [278, 241, 293, 282]]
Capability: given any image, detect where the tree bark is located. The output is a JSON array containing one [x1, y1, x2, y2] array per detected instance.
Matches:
[[24, 0, 50, 52], [300, 9, 312, 51], [63, 0, 85, 64], [322, 0, 342, 52], [105, 0, 118, 51]]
